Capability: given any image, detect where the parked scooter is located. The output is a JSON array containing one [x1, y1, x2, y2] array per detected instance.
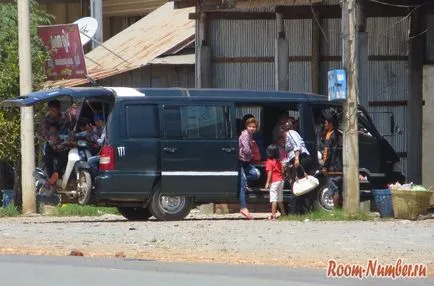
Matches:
[[34, 131, 94, 205]]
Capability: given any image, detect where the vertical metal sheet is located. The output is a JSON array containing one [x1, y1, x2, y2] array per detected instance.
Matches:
[[320, 18, 341, 56], [367, 17, 409, 56], [213, 62, 274, 90], [425, 13, 434, 62], [289, 62, 312, 92], [284, 19, 312, 56], [209, 19, 276, 57]]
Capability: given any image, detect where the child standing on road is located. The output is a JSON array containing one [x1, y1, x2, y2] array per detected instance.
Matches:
[[264, 144, 286, 220]]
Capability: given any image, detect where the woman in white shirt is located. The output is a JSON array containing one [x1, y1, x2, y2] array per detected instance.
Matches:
[[281, 121, 313, 179]]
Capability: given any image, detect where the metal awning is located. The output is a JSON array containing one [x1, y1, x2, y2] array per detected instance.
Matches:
[[44, 2, 195, 88]]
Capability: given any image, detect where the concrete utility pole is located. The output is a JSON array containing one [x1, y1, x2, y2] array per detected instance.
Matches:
[[341, 0, 360, 214], [18, 0, 36, 214], [90, 0, 103, 49]]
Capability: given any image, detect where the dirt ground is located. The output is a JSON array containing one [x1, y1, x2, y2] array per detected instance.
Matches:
[[0, 212, 433, 275]]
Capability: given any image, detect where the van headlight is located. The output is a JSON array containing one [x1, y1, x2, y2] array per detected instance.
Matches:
[[393, 161, 401, 172]]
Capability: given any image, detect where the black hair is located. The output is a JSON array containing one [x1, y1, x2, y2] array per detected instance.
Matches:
[[78, 117, 91, 128], [48, 100, 61, 109], [322, 109, 339, 127], [266, 144, 280, 160], [278, 110, 289, 119]]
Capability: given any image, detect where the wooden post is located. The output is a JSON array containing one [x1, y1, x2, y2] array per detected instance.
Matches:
[[311, 10, 320, 94], [196, 12, 212, 88], [407, 9, 424, 184], [275, 12, 289, 91], [342, 0, 360, 214]]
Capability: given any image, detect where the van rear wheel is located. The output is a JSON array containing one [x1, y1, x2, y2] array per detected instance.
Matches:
[[117, 207, 152, 221], [313, 185, 334, 212], [149, 188, 193, 221]]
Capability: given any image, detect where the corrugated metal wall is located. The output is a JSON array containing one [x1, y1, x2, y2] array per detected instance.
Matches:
[[209, 19, 275, 90], [207, 14, 411, 175], [100, 65, 195, 88]]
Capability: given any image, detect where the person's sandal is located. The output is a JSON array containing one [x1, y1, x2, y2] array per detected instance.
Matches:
[[264, 215, 277, 220], [240, 209, 253, 220]]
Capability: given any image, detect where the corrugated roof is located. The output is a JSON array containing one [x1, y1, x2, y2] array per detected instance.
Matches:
[[44, 2, 195, 88], [149, 54, 195, 65]]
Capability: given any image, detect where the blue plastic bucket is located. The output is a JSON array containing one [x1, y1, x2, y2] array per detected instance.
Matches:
[[372, 189, 394, 218], [1, 189, 14, 208]]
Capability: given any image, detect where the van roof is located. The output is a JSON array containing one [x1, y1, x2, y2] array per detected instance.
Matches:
[[0, 86, 329, 108], [109, 87, 329, 103]]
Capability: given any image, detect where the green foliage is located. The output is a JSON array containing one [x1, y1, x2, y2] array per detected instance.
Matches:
[[51, 204, 120, 217], [0, 204, 20, 217], [0, 1, 53, 163], [280, 209, 375, 221]]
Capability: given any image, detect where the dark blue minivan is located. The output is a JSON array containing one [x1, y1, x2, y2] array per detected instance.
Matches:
[[2, 87, 405, 220]]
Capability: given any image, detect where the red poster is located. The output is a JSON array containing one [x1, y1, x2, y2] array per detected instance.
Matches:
[[38, 24, 87, 80]]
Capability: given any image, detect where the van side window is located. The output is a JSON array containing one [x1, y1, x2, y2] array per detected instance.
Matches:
[[125, 104, 160, 138], [163, 106, 229, 139]]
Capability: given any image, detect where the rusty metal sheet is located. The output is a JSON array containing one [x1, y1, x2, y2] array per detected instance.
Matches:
[[45, 2, 195, 87]]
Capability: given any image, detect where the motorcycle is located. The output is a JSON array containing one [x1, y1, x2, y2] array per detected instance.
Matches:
[[34, 131, 94, 205]]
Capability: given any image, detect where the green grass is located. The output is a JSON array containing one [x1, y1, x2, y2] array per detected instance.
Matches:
[[50, 204, 120, 217], [0, 204, 21, 217], [280, 209, 375, 221]]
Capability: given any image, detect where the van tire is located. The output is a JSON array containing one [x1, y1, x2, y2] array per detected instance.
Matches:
[[77, 170, 92, 206], [117, 207, 152, 221], [148, 188, 193, 221], [313, 184, 334, 212]]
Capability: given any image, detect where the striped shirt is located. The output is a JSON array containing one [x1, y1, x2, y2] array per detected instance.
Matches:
[[285, 130, 310, 161], [238, 130, 253, 162]]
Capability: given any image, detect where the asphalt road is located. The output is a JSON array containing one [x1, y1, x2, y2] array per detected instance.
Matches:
[[0, 255, 431, 286]]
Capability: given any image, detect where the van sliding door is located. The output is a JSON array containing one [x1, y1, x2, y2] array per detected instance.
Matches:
[[160, 103, 238, 199]]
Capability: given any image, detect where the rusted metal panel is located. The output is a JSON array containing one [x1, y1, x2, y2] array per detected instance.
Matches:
[[103, 0, 167, 17], [45, 2, 195, 87]]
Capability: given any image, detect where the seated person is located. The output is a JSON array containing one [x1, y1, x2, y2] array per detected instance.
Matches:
[[93, 114, 106, 146], [45, 123, 71, 186], [39, 100, 69, 185], [86, 114, 107, 176]]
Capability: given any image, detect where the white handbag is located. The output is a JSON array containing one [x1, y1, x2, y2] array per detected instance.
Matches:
[[292, 175, 320, 196]]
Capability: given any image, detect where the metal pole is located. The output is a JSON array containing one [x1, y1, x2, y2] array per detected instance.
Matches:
[[90, 0, 103, 49], [342, 0, 360, 214], [18, 0, 36, 214]]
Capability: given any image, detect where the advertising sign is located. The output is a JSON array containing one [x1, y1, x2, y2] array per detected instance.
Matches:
[[38, 24, 87, 80]]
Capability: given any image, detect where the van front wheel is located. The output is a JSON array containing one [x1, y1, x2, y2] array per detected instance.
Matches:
[[149, 189, 193, 221]]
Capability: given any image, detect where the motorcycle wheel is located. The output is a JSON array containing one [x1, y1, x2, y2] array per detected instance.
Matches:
[[77, 170, 92, 205]]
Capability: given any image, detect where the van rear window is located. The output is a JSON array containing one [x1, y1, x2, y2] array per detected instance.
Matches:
[[125, 104, 160, 138]]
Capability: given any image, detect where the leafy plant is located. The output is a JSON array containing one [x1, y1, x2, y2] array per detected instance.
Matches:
[[0, 1, 53, 208]]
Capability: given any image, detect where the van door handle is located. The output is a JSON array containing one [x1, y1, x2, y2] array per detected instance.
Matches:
[[221, 147, 235, 153], [163, 147, 177, 153]]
